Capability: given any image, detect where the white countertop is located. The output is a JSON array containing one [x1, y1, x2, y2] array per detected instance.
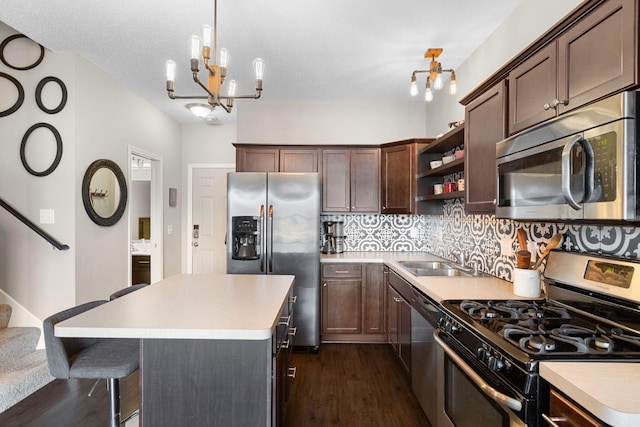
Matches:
[[322, 251, 536, 302], [540, 362, 640, 426], [55, 273, 295, 341]]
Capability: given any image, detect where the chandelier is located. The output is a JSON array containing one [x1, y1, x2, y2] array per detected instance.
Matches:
[[410, 48, 456, 102], [164, 0, 264, 115]]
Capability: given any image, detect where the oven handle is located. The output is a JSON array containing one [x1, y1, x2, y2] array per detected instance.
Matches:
[[561, 135, 594, 210], [434, 330, 523, 412]]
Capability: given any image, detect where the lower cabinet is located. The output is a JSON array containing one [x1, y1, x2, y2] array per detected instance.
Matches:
[[141, 292, 296, 427], [321, 263, 386, 342], [544, 387, 602, 427], [386, 267, 412, 377], [132, 255, 150, 285]]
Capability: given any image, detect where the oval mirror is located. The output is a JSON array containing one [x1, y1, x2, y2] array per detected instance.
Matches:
[[82, 159, 128, 226]]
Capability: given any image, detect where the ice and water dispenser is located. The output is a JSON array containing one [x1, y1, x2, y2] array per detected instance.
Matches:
[[231, 216, 260, 260]]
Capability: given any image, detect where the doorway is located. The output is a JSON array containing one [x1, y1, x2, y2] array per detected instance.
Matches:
[[188, 164, 234, 273], [128, 147, 164, 284]]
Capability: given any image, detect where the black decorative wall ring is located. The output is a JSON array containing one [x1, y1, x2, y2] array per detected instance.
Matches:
[[0, 72, 25, 117], [0, 34, 45, 70], [20, 123, 63, 177], [35, 76, 68, 114]]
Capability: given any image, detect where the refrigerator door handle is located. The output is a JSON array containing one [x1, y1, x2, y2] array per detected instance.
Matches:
[[268, 204, 274, 273], [259, 204, 265, 272]]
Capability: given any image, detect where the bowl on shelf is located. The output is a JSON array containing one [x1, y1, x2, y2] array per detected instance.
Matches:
[[455, 149, 465, 159], [442, 155, 456, 164], [433, 184, 444, 195], [430, 160, 443, 169]]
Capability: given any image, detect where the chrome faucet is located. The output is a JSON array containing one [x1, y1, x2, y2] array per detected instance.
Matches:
[[450, 249, 466, 268]]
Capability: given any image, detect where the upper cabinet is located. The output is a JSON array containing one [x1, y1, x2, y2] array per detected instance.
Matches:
[[464, 81, 507, 214], [556, 0, 636, 114], [235, 144, 320, 172], [508, 0, 637, 135], [381, 140, 431, 214], [322, 148, 380, 213]]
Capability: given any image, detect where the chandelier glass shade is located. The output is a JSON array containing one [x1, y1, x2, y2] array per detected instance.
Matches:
[[165, 0, 264, 115], [410, 48, 456, 102]]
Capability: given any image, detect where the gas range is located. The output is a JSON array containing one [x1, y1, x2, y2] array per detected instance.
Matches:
[[436, 251, 640, 426]]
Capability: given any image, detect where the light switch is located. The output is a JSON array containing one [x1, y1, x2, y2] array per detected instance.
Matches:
[[167, 225, 173, 235], [40, 209, 55, 224]]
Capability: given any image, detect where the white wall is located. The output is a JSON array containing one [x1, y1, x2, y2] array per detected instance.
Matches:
[[0, 21, 182, 321], [237, 100, 428, 144], [424, 0, 583, 136], [0, 22, 76, 320], [74, 58, 182, 302]]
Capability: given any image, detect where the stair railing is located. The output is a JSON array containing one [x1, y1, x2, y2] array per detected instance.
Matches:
[[0, 197, 70, 250]]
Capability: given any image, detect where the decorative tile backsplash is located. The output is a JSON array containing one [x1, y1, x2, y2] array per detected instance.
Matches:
[[322, 199, 640, 282]]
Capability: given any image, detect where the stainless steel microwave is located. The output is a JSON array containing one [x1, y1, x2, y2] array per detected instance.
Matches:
[[496, 91, 639, 222]]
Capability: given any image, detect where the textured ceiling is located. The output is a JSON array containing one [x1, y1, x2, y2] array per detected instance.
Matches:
[[0, 0, 525, 124]]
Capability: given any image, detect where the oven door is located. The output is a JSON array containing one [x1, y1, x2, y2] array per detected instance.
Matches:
[[435, 330, 527, 427]]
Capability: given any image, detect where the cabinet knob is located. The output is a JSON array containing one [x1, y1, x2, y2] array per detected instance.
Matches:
[[323, 283, 327, 287]]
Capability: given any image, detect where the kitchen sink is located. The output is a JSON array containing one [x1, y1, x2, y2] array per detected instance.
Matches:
[[397, 260, 486, 277]]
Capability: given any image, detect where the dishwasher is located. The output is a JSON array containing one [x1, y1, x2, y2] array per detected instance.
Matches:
[[410, 286, 443, 427]]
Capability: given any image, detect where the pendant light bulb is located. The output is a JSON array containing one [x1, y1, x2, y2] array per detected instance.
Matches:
[[434, 64, 444, 90], [165, 60, 176, 82], [227, 79, 237, 97], [253, 58, 265, 80], [425, 78, 434, 102], [219, 48, 229, 68], [201, 25, 213, 48], [190, 35, 202, 60], [410, 74, 418, 97], [449, 71, 457, 95]]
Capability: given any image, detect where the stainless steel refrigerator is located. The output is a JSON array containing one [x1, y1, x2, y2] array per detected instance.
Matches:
[[226, 172, 321, 349]]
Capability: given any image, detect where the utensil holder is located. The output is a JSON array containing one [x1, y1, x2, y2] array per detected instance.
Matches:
[[513, 268, 541, 297]]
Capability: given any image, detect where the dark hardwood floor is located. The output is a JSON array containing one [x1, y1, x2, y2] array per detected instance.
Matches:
[[0, 344, 428, 427], [285, 344, 431, 427], [0, 372, 139, 427]]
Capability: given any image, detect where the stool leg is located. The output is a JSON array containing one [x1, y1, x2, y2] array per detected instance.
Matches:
[[108, 378, 121, 427]]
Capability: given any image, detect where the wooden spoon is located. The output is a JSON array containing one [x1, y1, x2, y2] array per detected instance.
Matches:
[[532, 233, 563, 270], [516, 228, 528, 251]]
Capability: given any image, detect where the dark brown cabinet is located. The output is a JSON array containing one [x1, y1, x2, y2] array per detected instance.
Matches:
[[545, 388, 602, 426], [386, 268, 411, 377], [508, 0, 637, 135], [364, 263, 385, 335], [132, 255, 150, 285], [556, 0, 636, 115], [321, 263, 386, 342], [235, 144, 319, 172], [322, 148, 379, 213], [321, 263, 362, 336], [381, 140, 430, 214], [508, 43, 557, 134], [464, 81, 507, 214]]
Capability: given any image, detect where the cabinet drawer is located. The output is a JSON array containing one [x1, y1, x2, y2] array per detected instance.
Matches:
[[321, 263, 362, 278], [132, 255, 151, 267]]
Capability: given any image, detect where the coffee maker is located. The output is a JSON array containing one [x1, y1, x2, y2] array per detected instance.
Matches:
[[321, 221, 345, 254], [231, 216, 260, 260]]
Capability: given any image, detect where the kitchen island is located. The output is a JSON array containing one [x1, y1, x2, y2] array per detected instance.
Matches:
[[55, 273, 295, 427]]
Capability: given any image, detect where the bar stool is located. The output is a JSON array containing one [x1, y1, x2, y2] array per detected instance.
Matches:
[[109, 283, 149, 300], [43, 300, 140, 427]]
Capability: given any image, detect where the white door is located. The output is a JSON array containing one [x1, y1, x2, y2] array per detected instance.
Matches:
[[191, 167, 232, 273]]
